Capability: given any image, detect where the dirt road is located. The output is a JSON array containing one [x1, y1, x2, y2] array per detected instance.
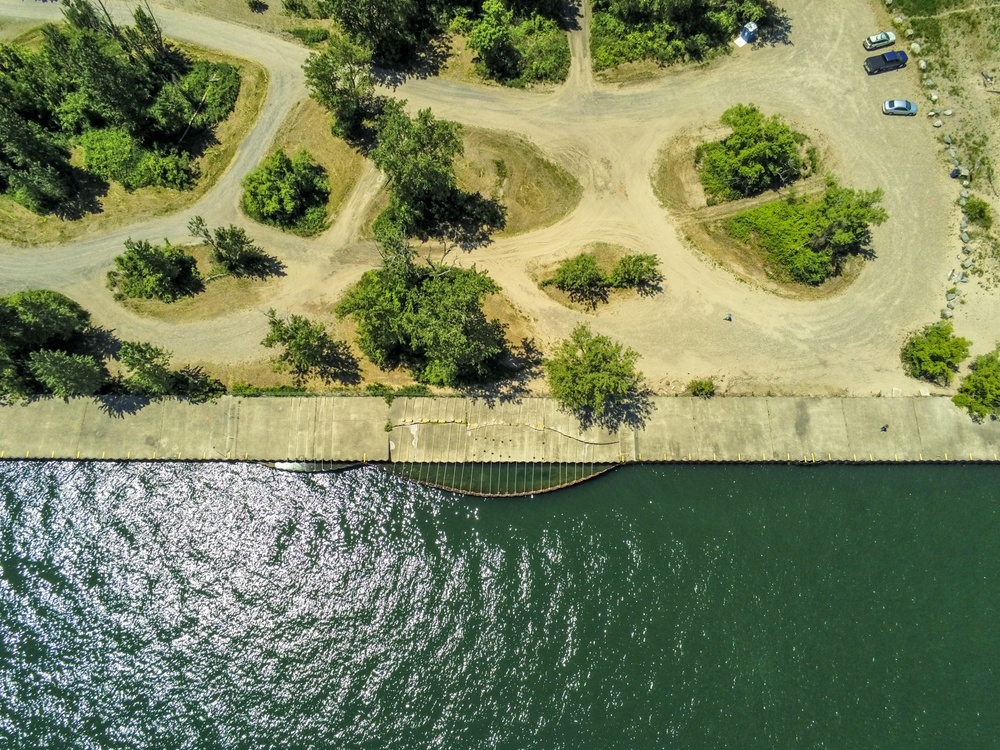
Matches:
[[0, 0, 986, 395]]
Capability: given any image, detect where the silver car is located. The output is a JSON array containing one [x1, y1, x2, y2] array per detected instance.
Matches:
[[864, 31, 897, 50], [882, 99, 918, 116]]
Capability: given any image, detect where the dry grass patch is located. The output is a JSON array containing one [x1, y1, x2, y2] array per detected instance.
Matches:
[[270, 98, 367, 223], [0, 44, 268, 247], [122, 244, 278, 322], [439, 34, 484, 86], [455, 127, 582, 237], [594, 59, 674, 86]]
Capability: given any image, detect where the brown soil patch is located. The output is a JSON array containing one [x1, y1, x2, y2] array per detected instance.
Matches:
[[270, 98, 367, 223], [0, 44, 268, 247]]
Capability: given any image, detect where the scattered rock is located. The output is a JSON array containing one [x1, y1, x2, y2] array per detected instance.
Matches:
[[929, 110, 939, 117], [961, 231, 971, 243], [962, 257, 974, 268], [934, 119, 943, 128], [959, 167, 970, 179], [959, 273, 969, 283], [924, 78, 936, 87], [906, 28, 914, 37], [910, 42, 921, 54], [918, 59, 927, 70], [894, 16, 904, 24], [962, 179, 971, 187], [951, 158, 961, 167], [961, 216, 969, 229], [946, 292, 957, 301], [963, 245, 972, 254], [948, 268, 956, 280], [948, 148, 958, 158], [947, 300, 956, 309], [943, 109, 953, 116], [919, 388, 930, 397], [959, 198, 968, 207], [961, 188, 970, 198], [941, 309, 953, 319], [930, 92, 939, 102], [944, 134, 953, 144]]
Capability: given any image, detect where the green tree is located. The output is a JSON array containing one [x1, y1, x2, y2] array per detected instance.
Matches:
[[954, 346, 1000, 420], [118, 340, 175, 396], [107, 238, 202, 301], [545, 324, 643, 416], [545, 253, 608, 306], [0, 105, 75, 213], [371, 103, 463, 226], [901, 321, 971, 386], [469, 0, 521, 81], [336, 261, 507, 386], [0, 345, 32, 404], [3, 290, 90, 351], [27, 349, 105, 397], [303, 32, 375, 138], [262, 309, 358, 384], [608, 253, 662, 291], [188, 216, 276, 277], [697, 104, 806, 202], [241, 148, 330, 235], [315, 0, 428, 63]]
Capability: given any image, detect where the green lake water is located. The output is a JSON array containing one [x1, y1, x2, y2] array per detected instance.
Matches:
[[1, 462, 997, 748]]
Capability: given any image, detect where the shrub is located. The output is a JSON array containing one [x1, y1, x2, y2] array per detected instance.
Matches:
[[81, 129, 194, 190], [181, 62, 242, 129], [953, 345, 1000, 420], [546, 253, 607, 304], [107, 238, 202, 302], [608, 253, 662, 290], [27, 349, 105, 397], [900, 321, 970, 386], [241, 148, 330, 234], [964, 195, 994, 231], [688, 378, 716, 397]]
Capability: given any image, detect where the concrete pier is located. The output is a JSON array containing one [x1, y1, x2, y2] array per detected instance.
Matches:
[[2, 395, 999, 464]]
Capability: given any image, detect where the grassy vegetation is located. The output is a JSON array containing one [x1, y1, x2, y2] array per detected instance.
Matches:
[[725, 177, 887, 285], [454, 128, 582, 237], [590, 0, 775, 71], [0, 44, 268, 246], [888, 0, 962, 15]]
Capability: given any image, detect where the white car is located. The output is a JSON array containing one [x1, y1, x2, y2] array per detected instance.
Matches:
[[864, 31, 897, 50], [882, 99, 918, 116]]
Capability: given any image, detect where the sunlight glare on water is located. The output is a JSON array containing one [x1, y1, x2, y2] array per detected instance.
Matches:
[[1, 461, 998, 748]]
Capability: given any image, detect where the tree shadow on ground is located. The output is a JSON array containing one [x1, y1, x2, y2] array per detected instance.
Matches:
[[756, 6, 793, 47], [460, 337, 544, 406], [93, 394, 150, 418], [635, 278, 664, 297], [566, 284, 609, 310], [573, 386, 656, 432], [283, 339, 362, 387], [230, 252, 287, 280], [54, 166, 108, 221], [372, 35, 453, 89]]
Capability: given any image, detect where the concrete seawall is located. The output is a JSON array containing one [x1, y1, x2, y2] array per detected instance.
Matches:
[[1, 395, 999, 463]]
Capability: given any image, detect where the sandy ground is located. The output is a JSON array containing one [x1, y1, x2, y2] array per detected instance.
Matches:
[[0, 0, 994, 397]]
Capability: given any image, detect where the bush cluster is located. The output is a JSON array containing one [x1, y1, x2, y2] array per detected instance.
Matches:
[[0, 2, 241, 212], [954, 346, 1000, 420], [542, 252, 662, 306], [964, 195, 994, 231], [241, 148, 331, 235], [696, 104, 809, 203], [591, 0, 776, 70], [467, 0, 570, 87], [725, 177, 887, 284], [901, 321, 970, 386]]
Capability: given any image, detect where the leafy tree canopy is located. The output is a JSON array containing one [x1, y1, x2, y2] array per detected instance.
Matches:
[[188, 216, 279, 278], [107, 238, 202, 302], [241, 148, 330, 235], [901, 321, 971, 387], [726, 176, 888, 284], [545, 324, 643, 416], [336, 259, 506, 386], [303, 32, 375, 139], [27, 349, 105, 398], [262, 309, 359, 384], [697, 103, 807, 202]]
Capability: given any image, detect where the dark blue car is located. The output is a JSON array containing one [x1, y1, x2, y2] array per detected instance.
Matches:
[[864, 50, 909, 74]]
